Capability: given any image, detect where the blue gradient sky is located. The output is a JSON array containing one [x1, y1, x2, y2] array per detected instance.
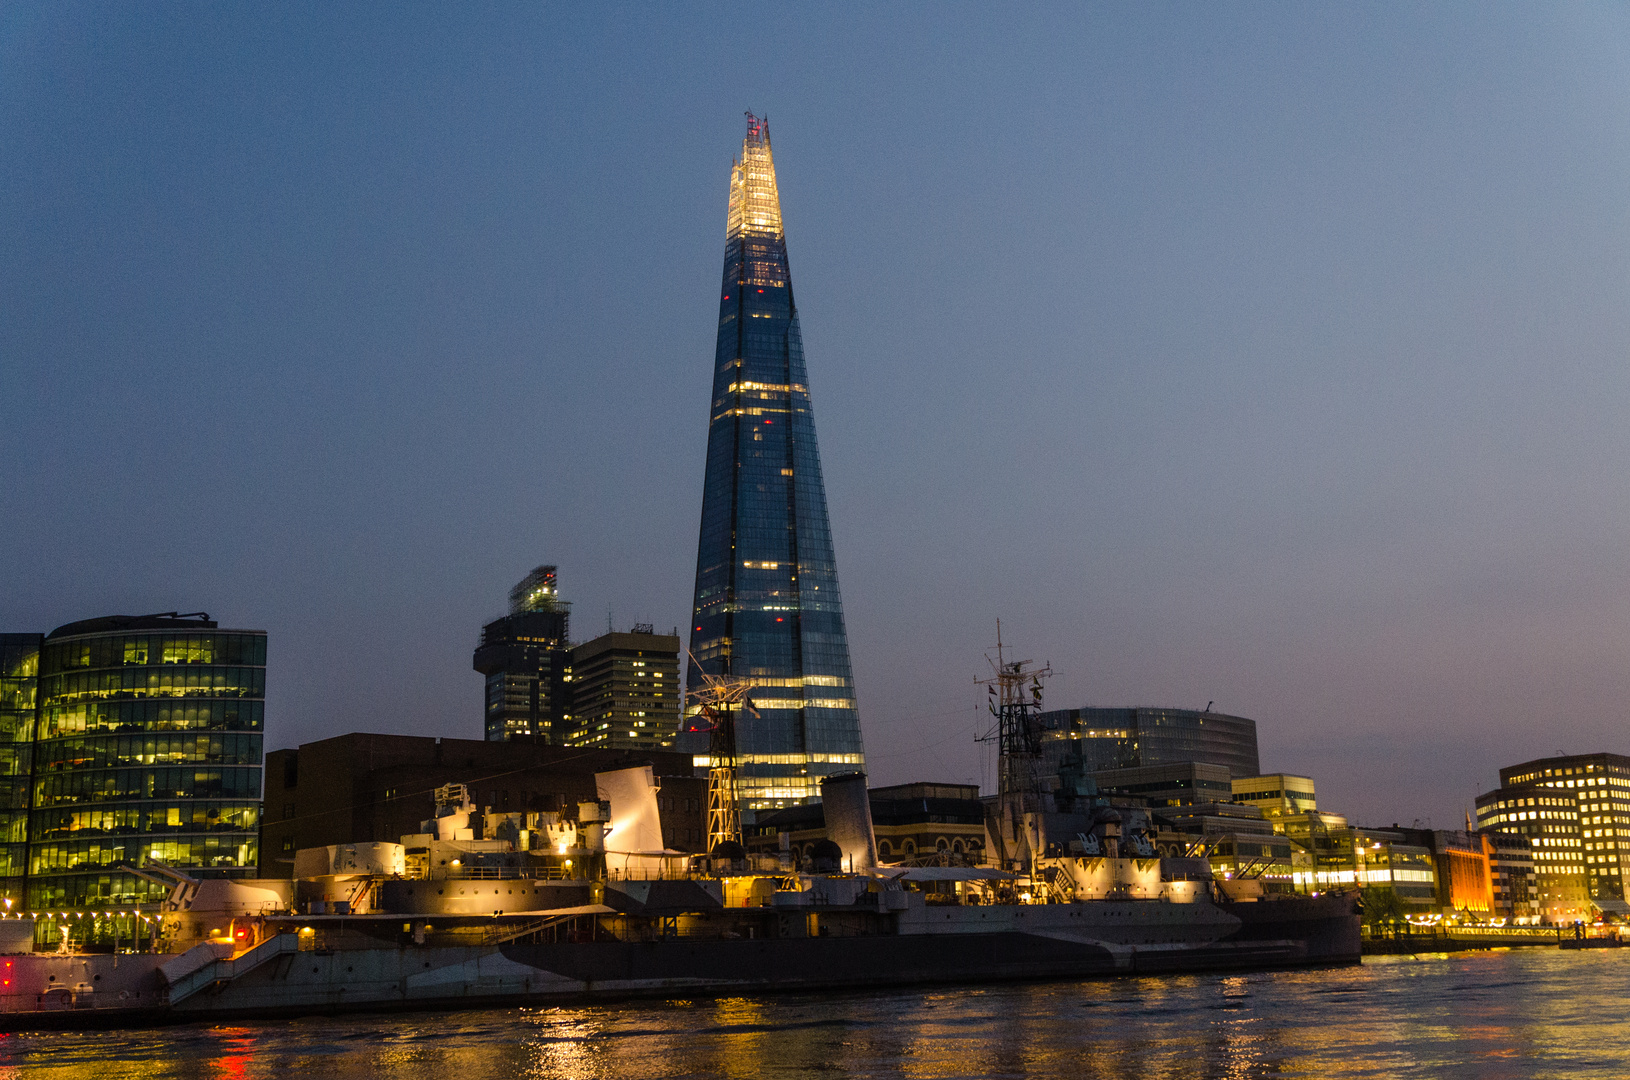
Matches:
[[4, 4, 1629, 826]]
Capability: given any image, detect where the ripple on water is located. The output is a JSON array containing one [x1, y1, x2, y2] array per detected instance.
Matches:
[[0, 949, 1626, 1079]]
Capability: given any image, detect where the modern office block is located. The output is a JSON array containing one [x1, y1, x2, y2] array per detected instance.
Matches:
[[1090, 762, 1236, 808], [567, 629, 680, 752], [1484, 830, 1541, 922], [1038, 706, 1261, 780], [1473, 752, 1628, 921], [685, 113, 865, 808], [0, 635, 40, 903], [27, 613, 264, 909], [474, 565, 573, 742], [1232, 773, 1317, 818]]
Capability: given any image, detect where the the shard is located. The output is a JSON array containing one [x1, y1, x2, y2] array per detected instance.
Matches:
[[686, 113, 865, 809]]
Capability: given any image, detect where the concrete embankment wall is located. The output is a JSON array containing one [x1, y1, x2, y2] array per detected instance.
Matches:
[[1362, 931, 1560, 955]]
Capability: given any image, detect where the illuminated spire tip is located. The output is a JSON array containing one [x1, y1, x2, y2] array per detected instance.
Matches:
[[727, 111, 783, 242]]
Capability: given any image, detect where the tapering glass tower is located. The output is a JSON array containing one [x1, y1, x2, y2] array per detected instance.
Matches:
[[687, 113, 865, 809]]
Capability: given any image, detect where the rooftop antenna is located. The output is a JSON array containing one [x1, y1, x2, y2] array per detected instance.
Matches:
[[1205, 701, 1214, 713]]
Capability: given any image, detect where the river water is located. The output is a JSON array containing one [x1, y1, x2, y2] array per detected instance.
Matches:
[[3, 949, 1626, 1079]]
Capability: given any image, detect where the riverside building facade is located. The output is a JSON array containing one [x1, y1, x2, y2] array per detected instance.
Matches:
[[0, 613, 266, 913], [1475, 753, 1629, 920], [1232, 773, 1318, 819], [685, 113, 865, 808], [0, 635, 39, 901]]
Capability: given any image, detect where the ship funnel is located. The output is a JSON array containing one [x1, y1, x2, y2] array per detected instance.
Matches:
[[820, 772, 877, 871]]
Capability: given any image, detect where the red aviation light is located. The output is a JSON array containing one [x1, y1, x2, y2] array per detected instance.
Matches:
[[775, 617, 783, 622], [757, 289, 764, 293]]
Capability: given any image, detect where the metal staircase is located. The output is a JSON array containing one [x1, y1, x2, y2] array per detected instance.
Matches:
[[164, 933, 299, 1005]]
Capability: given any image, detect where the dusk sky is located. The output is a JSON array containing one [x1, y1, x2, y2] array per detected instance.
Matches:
[[5, 5, 1630, 828]]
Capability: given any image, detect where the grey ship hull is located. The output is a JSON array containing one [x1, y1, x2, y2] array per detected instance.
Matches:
[[0, 894, 1360, 1029]]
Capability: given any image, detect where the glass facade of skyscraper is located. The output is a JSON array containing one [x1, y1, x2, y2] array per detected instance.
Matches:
[[1037, 706, 1261, 780], [687, 114, 865, 808], [474, 565, 573, 742], [28, 615, 264, 908], [0, 635, 40, 903]]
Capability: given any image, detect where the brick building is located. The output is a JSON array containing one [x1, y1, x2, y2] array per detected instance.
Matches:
[[259, 733, 705, 875]]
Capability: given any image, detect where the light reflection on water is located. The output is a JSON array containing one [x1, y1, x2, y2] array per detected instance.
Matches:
[[3, 949, 1627, 1079]]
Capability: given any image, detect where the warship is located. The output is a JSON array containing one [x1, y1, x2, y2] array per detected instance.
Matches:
[[0, 656, 1358, 1029]]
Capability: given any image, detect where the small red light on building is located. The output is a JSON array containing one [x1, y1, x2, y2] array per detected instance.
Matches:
[[776, 617, 783, 622], [757, 289, 764, 293]]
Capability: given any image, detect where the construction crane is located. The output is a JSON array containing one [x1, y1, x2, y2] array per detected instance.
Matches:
[[684, 657, 759, 854]]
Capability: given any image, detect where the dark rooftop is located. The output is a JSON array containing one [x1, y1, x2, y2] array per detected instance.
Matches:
[[46, 611, 219, 640]]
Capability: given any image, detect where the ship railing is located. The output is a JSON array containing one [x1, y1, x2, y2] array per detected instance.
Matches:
[[442, 866, 576, 881], [605, 868, 705, 882]]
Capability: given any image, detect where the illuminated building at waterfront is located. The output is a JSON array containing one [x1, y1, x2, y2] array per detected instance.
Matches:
[[1232, 773, 1317, 818], [685, 113, 865, 808], [1484, 830, 1540, 922], [1475, 753, 1629, 920], [15, 613, 265, 910], [0, 636, 39, 903]]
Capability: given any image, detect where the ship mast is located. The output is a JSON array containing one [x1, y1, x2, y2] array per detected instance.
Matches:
[[976, 621, 1052, 803], [685, 658, 758, 852]]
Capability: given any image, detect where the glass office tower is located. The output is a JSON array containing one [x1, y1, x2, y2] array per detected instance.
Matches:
[[474, 565, 573, 743], [0, 635, 40, 903], [687, 113, 865, 809], [29, 614, 264, 909], [1036, 706, 1261, 780]]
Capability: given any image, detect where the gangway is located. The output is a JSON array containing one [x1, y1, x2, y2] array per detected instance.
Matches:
[[161, 933, 300, 1005]]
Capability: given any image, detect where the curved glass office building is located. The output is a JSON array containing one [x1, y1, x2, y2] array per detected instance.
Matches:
[[686, 114, 866, 808], [28, 614, 264, 908], [0, 635, 39, 900], [1038, 706, 1261, 780]]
